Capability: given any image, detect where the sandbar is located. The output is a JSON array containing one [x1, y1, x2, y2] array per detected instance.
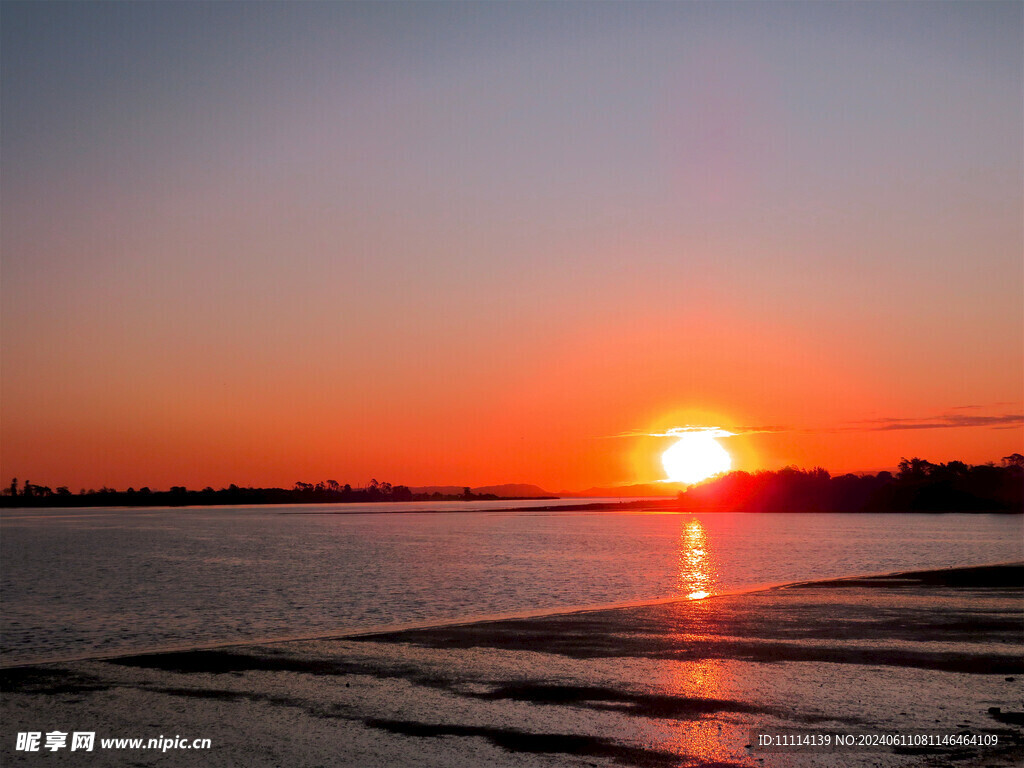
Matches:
[[2, 564, 1022, 767]]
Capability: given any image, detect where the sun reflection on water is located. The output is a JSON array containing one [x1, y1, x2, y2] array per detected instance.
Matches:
[[678, 518, 718, 600], [651, 523, 743, 765]]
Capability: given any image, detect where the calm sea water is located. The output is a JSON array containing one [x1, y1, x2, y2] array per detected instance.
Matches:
[[1, 501, 1021, 666]]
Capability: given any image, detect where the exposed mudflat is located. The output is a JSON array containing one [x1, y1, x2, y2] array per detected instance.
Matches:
[[2, 564, 1022, 767]]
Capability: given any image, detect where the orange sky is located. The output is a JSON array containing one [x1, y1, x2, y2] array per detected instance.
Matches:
[[2, 3, 1021, 492]]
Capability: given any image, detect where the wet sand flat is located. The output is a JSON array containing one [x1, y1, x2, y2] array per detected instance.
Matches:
[[2, 564, 1022, 767]]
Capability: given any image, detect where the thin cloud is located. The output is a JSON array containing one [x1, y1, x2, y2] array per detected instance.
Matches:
[[609, 425, 788, 439], [610, 409, 1021, 440], [730, 425, 788, 434], [848, 413, 1024, 432], [949, 401, 1021, 411], [657, 426, 735, 438]]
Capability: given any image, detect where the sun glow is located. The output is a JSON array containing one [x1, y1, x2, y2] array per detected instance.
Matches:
[[661, 431, 732, 484]]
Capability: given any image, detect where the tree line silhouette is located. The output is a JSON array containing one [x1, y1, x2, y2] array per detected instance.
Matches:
[[675, 455, 1023, 513], [0, 477, 503, 508], [2, 456, 1020, 511]]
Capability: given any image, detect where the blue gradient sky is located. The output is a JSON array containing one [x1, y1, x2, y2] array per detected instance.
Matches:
[[2, 1, 1021, 490]]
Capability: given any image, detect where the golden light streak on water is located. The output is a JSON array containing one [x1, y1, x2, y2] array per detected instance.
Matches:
[[678, 518, 718, 599]]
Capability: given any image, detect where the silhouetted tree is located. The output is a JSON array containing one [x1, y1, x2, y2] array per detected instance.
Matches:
[[897, 457, 934, 481], [676, 459, 1020, 513], [1003, 453, 1024, 469]]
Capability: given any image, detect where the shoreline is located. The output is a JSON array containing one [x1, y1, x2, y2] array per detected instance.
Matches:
[[3, 562, 1022, 767], [2, 560, 1020, 671], [5, 498, 1020, 516]]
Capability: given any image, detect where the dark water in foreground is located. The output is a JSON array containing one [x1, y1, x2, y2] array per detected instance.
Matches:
[[1, 502, 1021, 665]]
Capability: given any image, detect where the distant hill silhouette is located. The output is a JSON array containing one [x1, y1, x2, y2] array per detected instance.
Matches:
[[557, 482, 682, 498], [412, 483, 553, 498]]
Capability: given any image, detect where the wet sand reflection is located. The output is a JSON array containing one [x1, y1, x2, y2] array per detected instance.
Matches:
[[654, 657, 742, 766]]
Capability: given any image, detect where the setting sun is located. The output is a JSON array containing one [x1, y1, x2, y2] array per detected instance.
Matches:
[[662, 432, 732, 484]]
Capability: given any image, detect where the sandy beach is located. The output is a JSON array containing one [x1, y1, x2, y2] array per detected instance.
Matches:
[[3, 563, 1021, 767]]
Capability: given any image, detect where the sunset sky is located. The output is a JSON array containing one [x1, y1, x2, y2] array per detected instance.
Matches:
[[2, 1, 1021, 492]]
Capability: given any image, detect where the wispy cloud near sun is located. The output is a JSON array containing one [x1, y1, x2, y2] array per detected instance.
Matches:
[[613, 425, 788, 439], [847, 412, 1024, 432], [616, 407, 1021, 442]]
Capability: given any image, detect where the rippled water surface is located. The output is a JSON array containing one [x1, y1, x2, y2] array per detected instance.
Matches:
[[2, 502, 1021, 664]]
